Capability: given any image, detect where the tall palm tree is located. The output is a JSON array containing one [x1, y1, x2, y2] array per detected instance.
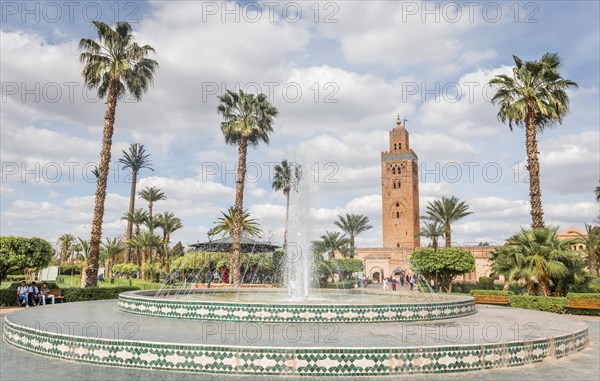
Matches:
[[424, 196, 472, 248], [101, 237, 123, 278], [217, 89, 278, 287], [312, 231, 350, 260], [138, 186, 166, 232], [79, 21, 158, 287], [57, 233, 75, 264], [420, 221, 445, 251], [127, 231, 161, 280], [155, 212, 183, 269], [595, 186, 600, 202], [121, 208, 149, 266], [489, 53, 577, 229], [576, 224, 600, 276], [508, 227, 579, 296], [209, 207, 263, 238], [334, 213, 372, 258], [119, 143, 153, 263], [272, 160, 301, 252]]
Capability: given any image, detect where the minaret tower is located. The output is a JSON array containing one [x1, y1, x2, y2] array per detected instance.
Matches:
[[381, 115, 420, 249]]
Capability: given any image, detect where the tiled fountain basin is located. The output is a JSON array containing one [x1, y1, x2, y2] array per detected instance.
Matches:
[[3, 300, 588, 376], [118, 289, 477, 323]]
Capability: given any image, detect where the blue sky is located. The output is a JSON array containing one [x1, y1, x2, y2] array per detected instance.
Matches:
[[1, 1, 599, 250]]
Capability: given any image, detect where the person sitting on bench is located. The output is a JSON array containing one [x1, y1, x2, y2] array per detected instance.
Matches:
[[39, 282, 55, 305], [28, 281, 41, 306], [17, 280, 29, 307]]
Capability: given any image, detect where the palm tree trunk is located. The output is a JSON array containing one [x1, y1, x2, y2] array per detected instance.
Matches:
[[141, 250, 147, 280], [445, 223, 451, 248], [283, 190, 290, 252], [83, 78, 119, 288], [527, 280, 535, 295], [231, 138, 248, 287], [124, 170, 138, 264], [433, 237, 438, 252], [106, 257, 112, 278], [525, 99, 545, 229], [538, 272, 551, 296]]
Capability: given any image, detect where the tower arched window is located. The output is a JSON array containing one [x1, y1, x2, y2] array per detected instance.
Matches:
[[396, 211, 400, 218], [396, 202, 399, 207], [394, 143, 397, 150], [399, 143, 402, 149], [393, 182, 396, 189], [392, 167, 396, 175]]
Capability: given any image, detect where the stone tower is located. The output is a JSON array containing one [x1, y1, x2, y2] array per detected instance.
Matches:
[[381, 115, 420, 249]]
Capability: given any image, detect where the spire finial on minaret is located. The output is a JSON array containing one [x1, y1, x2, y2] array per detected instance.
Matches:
[[396, 114, 401, 126]]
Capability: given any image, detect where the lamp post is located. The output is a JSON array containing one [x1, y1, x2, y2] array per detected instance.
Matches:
[[207, 231, 214, 289]]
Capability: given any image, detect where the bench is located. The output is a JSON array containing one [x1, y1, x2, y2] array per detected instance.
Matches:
[[565, 299, 600, 311], [48, 289, 65, 303], [473, 295, 510, 305]]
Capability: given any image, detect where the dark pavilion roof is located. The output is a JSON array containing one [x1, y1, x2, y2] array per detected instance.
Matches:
[[189, 236, 280, 253]]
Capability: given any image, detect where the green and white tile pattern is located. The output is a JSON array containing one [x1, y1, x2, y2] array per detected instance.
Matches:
[[3, 318, 588, 376], [118, 293, 476, 323]]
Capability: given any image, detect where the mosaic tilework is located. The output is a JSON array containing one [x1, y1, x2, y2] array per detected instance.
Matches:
[[3, 318, 588, 376], [118, 292, 477, 323]]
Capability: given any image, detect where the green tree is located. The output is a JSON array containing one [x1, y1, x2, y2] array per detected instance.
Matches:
[[0, 237, 53, 285], [121, 208, 148, 266], [576, 224, 600, 276], [334, 213, 372, 258], [119, 143, 153, 263], [595, 186, 600, 202], [57, 233, 75, 264], [80, 21, 158, 287], [312, 231, 350, 260], [76, 237, 91, 260], [101, 237, 123, 278], [409, 247, 475, 292], [328, 258, 363, 281], [424, 196, 472, 248], [138, 186, 166, 232], [420, 221, 445, 251], [507, 227, 580, 296], [272, 159, 301, 252], [489, 54, 577, 229], [217, 89, 278, 287], [127, 231, 161, 280], [208, 207, 262, 238], [155, 211, 183, 271], [171, 242, 185, 258]]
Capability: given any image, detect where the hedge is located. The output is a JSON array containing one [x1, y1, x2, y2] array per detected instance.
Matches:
[[6, 275, 27, 281], [509, 295, 567, 314], [324, 280, 356, 289], [567, 293, 600, 300], [0, 286, 138, 306], [470, 290, 514, 296]]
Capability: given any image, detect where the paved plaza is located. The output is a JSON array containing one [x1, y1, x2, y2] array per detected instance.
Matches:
[[1, 305, 598, 380]]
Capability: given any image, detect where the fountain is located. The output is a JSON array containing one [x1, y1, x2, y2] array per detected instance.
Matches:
[[2, 170, 590, 376]]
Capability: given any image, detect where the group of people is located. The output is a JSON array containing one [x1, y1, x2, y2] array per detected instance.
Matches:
[[382, 272, 417, 291], [16, 280, 55, 308]]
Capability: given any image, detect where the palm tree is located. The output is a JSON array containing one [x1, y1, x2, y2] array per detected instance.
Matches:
[[595, 186, 600, 202], [77, 237, 91, 261], [217, 89, 278, 287], [424, 196, 472, 248], [508, 227, 579, 296], [312, 231, 350, 260], [138, 186, 166, 232], [57, 233, 75, 264], [127, 231, 161, 280], [209, 207, 263, 238], [119, 144, 153, 263], [79, 21, 158, 287], [576, 224, 600, 276], [334, 213, 372, 258], [489, 53, 577, 229], [272, 160, 301, 252], [155, 212, 183, 270], [101, 237, 123, 278], [420, 221, 445, 251], [121, 209, 149, 266]]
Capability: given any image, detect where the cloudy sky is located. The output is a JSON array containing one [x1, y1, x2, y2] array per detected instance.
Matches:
[[1, 1, 598, 251]]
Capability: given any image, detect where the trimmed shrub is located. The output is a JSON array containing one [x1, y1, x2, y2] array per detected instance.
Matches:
[[477, 277, 495, 290], [324, 280, 356, 289], [470, 290, 513, 296], [6, 275, 27, 281], [509, 295, 567, 314], [60, 287, 139, 302], [567, 293, 600, 300], [0, 289, 17, 306], [58, 262, 84, 275]]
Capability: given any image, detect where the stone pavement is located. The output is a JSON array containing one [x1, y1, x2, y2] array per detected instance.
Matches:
[[1, 307, 598, 381]]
